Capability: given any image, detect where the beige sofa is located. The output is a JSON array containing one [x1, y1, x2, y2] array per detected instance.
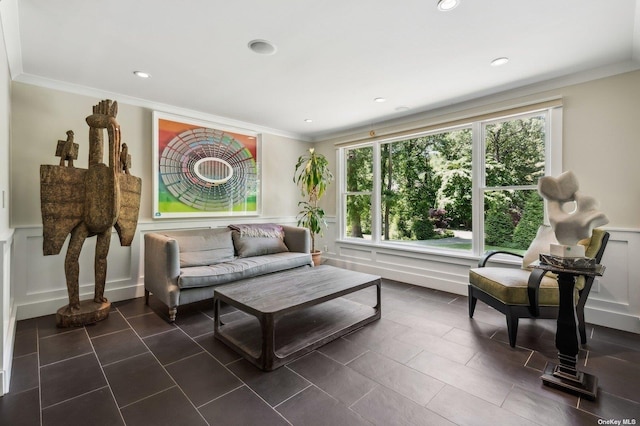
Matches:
[[144, 224, 312, 321]]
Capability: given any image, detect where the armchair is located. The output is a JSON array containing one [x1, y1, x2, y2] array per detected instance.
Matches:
[[468, 227, 609, 348]]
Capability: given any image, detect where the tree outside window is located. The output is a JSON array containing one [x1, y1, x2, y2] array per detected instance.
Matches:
[[344, 146, 373, 238], [483, 114, 546, 252]]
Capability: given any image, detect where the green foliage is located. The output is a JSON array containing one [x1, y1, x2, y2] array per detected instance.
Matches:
[[485, 202, 515, 246], [512, 192, 544, 250], [379, 131, 472, 240], [395, 216, 411, 239], [294, 148, 333, 200], [436, 161, 472, 229], [346, 147, 373, 238], [294, 148, 333, 252], [485, 117, 545, 187], [296, 201, 325, 241], [347, 194, 371, 237], [412, 218, 437, 240]]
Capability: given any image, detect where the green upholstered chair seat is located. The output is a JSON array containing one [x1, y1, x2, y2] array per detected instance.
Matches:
[[469, 267, 584, 306]]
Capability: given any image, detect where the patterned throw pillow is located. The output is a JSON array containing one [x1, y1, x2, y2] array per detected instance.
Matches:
[[228, 224, 289, 258]]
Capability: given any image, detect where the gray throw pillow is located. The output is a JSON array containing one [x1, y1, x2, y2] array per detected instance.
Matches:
[[229, 224, 289, 257]]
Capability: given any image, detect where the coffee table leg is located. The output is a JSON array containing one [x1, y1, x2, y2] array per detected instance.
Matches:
[[213, 297, 221, 332], [259, 313, 276, 370]]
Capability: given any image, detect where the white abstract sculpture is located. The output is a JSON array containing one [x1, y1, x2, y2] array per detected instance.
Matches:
[[538, 171, 608, 257]]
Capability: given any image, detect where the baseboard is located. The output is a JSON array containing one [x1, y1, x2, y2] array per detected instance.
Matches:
[[585, 306, 640, 334], [2, 299, 17, 395], [324, 256, 469, 296]]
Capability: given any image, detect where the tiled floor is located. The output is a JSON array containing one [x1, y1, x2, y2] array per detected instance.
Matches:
[[2, 278, 639, 425]]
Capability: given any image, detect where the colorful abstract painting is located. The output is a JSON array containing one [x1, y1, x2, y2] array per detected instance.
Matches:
[[153, 112, 260, 218]]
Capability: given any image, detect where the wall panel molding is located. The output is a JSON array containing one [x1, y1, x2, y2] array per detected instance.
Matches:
[[12, 217, 297, 320], [12, 223, 639, 334], [325, 226, 640, 334], [1, 229, 15, 395]]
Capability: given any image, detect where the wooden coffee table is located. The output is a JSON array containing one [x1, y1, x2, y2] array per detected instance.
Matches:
[[213, 265, 381, 371]]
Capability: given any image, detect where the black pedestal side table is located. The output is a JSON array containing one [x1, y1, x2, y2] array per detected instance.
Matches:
[[532, 261, 605, 400]]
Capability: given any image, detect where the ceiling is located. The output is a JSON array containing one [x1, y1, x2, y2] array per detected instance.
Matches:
[[4, 0, 640, 140]]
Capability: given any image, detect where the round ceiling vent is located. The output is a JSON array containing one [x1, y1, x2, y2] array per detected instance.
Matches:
[[248, 39, 277, 55]]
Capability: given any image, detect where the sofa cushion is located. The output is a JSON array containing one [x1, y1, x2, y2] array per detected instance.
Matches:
[[177, 252, 312, 289], [162, 228, 235, 268], [229, 223, 289, 258]]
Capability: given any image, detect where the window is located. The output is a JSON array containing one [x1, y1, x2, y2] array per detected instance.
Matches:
[[379, 127, 472, 245], [344, 145, 374, 239], [481, 113, 546, 252], [339, 106, 561, 256]]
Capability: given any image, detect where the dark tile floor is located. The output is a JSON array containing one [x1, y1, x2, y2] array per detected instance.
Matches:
[[2, 278, 639, 425]]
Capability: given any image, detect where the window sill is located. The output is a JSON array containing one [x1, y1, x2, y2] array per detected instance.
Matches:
[[335, 238, 523, 266]]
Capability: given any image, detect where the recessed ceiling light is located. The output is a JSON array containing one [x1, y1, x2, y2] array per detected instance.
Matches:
[[374, 97, 387, 103], [395, 106, 410, 112], [248, 39, 277, 55], [133, 71, 151, 78], [437, 0, 460, 12], [304, 119, 313, 123], [491, 57, 509, 67]]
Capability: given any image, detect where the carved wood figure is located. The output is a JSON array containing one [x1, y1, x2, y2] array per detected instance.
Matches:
[[56, 130, 78, 167], [120, 142, 131, 175], [40, 100, 142, 327]]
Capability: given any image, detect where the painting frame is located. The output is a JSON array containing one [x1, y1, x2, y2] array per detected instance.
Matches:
[[152, 111, 261, 219]]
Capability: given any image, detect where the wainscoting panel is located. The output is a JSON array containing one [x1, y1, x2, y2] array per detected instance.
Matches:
[[22, 231, 132, 297], [1, 230, 15, 395], [590, 237, 629, 304], [337, 245, 374, 262], [13, 227, 141, 319], [325, 224, 640, 334], [12, 217, 296, 320], [10, 222, 640, 334], [582, 230, 640, 333]]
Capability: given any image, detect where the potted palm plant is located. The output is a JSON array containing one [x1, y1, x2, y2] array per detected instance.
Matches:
[[293, 148, 334, 266]]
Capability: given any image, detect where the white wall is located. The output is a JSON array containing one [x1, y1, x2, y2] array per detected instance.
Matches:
[[9, 82, 310, 320], [0, 7, 15, 395], [317, 70, 640, 334]]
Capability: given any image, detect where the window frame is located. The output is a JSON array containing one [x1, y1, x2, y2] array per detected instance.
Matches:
[[340, 143, 377, 240], [337, 105, 562, 258]]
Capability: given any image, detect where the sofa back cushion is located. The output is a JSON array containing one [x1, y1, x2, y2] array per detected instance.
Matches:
[[229, 223, 289, 258], [162, 228, 235, 268]]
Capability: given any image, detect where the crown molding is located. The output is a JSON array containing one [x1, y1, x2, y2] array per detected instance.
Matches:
[[13, 73, 311, 142], [316, 59, 640, 144]]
